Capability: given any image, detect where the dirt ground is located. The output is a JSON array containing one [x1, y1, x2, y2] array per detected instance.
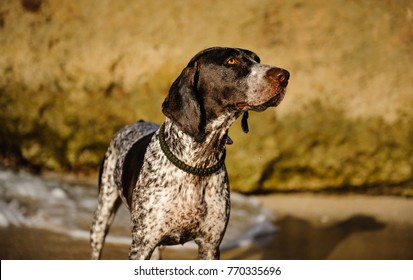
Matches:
[[1, 193, 412, 260], [256, 193, 413, 260]]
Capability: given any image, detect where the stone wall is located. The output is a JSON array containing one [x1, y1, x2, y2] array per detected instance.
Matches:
[[1, 0, 412, 193]]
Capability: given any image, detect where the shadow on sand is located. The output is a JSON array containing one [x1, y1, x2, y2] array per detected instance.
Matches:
[[232, 215, 386, 260]]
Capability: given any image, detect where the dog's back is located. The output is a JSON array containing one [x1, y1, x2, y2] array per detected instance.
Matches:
[[111, 122, 158, 198]]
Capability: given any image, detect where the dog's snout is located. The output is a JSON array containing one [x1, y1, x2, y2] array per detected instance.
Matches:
[[277, 69, 290, 83], [267, 68, 290, 84]]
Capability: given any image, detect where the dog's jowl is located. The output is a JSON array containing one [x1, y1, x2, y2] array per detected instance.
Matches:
[[90, 47, 289, 260]]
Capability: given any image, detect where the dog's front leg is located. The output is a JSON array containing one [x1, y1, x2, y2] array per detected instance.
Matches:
[[195, 238, 220, 260], [128, 219, 162, 260], [128, 238, 157, 260]]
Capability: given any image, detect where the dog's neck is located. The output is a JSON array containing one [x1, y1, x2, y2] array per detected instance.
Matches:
[[163, 114, 238, 170]]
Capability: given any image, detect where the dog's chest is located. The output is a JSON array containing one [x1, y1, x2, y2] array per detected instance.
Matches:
[[127, 136, 230, 245], [137, 165, 226, 218], [134, 156, 229, 242]]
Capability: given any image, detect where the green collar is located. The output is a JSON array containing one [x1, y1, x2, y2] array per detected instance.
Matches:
[[158, 123, 226, 176]]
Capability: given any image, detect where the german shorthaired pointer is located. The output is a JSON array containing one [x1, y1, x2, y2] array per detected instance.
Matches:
[[90, 47, 289, 260]]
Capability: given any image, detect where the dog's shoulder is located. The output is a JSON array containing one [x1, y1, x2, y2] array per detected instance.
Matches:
[[112, 121, 159, 153], [108, 121, 159, 193]]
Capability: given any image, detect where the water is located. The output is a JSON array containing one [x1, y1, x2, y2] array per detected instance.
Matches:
[[0, 168, 276, 252]]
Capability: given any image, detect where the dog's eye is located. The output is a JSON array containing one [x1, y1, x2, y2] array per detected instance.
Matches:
[[225, 57, 239, 65]]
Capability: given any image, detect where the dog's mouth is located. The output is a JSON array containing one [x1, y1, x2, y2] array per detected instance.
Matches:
[[231, 88, 286, 137], [236, 88, 286, 112], [253, 91, 285, 112]]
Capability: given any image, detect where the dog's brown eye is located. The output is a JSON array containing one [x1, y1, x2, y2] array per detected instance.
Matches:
[[225, 58, 238, 65]]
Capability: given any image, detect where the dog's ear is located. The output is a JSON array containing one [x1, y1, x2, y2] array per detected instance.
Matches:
[[162, 62, 204, 141]]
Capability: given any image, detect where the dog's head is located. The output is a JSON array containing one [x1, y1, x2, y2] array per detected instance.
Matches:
[[162, 47, 289, 141]]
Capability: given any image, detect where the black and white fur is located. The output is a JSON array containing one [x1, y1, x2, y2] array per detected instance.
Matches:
[[90, 47, 289, 260]]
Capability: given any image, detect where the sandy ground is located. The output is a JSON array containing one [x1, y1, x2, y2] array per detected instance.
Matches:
[[1, 193, 412, 260], [257, 193, 413, 259]]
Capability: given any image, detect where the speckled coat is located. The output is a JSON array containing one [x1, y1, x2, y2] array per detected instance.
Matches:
[[90, 47, 289, 260]]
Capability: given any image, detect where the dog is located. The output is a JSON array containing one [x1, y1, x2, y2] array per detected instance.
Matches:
[[90, 47, 289, 260]]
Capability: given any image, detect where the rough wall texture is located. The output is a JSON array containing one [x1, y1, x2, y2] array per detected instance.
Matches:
[[1, 0, 412, 193]]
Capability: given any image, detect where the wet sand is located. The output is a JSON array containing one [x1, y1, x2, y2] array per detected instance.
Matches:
[[1, 193, 412, 260]]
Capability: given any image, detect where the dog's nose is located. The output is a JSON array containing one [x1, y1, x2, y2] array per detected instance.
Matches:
[[277, 69, 290, 83], [267, 68, 290, 84]]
